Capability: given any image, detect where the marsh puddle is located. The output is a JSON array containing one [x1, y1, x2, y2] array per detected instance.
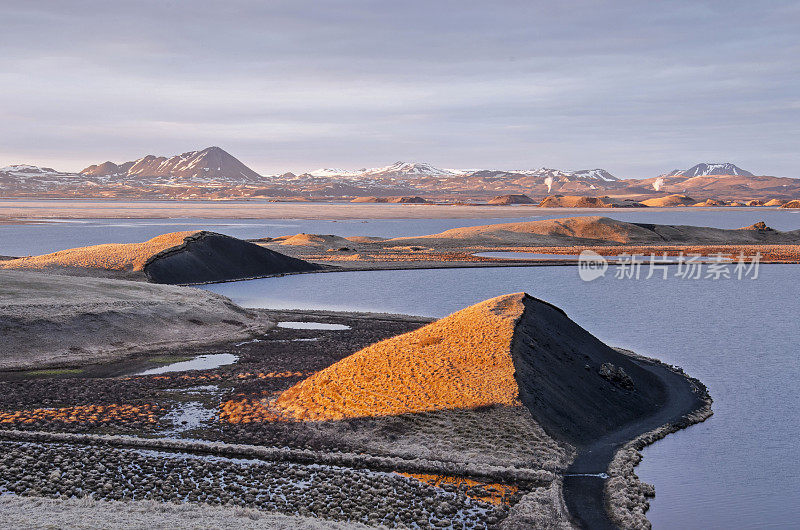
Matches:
[[134, 353, 238, 375], [160, 401, 216, 435], [277, 322, 351, 330]]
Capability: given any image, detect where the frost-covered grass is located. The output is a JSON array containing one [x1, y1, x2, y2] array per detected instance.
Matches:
[[0, 493, 369, 529]]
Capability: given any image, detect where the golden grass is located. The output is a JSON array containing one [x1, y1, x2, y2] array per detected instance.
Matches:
[[219, 397, 282, 424], [0, 231, 199, 271], [0, 403, 163, 425], [397, 472, 519, 506], [274, 293, 527, 421]]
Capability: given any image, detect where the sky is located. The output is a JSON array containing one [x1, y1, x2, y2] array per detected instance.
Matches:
[[0, 0, 798, 177]]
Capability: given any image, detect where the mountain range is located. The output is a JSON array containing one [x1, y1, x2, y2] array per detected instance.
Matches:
[[1, 147, 797, 201]]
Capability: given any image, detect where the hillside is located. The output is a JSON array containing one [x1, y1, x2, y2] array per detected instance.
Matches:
[[384, 216, 800, 247], [488, 194, 536, 205], [0, 269, 271, 370], [1, 231, 321, 283], [641, 194, 696, 207], [538, 195, 646, 208], [276, 293, 669, 446]]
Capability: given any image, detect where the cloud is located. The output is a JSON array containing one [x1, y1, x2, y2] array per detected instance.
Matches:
[[0, 0, 798, 176]]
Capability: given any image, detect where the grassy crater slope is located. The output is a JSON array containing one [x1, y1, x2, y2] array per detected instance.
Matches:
[[0, 270, 272, 370], [0, 231, 320, 284], [275, 293, 671, 446]]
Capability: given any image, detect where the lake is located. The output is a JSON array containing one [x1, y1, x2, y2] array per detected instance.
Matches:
[[203, 264, 800, 529], [2, 206, 799, 256]]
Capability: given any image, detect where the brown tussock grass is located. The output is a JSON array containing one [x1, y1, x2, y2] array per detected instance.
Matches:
[[274, 293, 527, 421]]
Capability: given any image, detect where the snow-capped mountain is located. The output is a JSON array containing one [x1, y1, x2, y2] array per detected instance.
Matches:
[[308, 162, 467, 179], [304, 163, 616, 181], [0, 164, 74, 178], [80, 146, 261, 183], [663, 163, 753, 178], [364, 162, 467, 178], [308, 168, 365, 178], [526, 168, 618, 181], [0, 164, 90, 193]]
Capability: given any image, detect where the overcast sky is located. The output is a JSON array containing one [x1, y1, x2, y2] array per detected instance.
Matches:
[[1, 1, 798, 177]]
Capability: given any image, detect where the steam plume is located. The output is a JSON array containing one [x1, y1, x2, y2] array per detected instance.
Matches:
[[653, 177, 665, 192], [544, 176, 554, 193]]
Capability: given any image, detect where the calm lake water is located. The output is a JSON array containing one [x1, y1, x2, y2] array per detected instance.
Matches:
[[2, 206, 799, 256], [204, 265, 800, 529]]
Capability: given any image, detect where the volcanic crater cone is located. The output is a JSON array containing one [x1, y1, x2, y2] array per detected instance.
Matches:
[[1, 231, 321, 284], [275, 293, 668, 446]]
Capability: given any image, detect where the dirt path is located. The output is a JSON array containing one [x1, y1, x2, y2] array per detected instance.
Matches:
[[562, 355, 707, 529]]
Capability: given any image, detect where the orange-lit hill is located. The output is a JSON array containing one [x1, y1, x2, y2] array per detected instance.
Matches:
[[275, 293, 674, 446], [276, 293, 526, 421], [1, 231, 321, 284]]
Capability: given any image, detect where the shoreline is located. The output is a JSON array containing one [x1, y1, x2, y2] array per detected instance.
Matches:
[[562, 349, 712, 529], [0, 201, 791, 223]]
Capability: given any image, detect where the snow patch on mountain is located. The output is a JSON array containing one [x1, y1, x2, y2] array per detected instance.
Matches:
[[0, 165, 71, 177], [308, 168, 364, 177], [513, 168, 618, 181], [308, 162, 468, 179], [663, 163, 753, 178]]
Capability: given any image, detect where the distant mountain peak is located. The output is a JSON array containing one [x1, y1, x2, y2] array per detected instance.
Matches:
[[80, 146, 261, 182], [663, 163, 753, 178]]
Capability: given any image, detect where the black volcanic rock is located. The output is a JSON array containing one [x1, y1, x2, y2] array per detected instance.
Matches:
[[143, 231, 321, 284], [511, 296, 666, 445]]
